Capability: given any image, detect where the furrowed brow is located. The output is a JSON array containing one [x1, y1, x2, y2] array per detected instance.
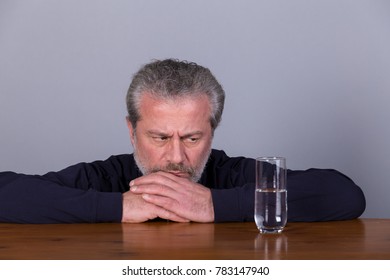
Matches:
[[181, 131, 203, 138], [146, 130, 171, 137]]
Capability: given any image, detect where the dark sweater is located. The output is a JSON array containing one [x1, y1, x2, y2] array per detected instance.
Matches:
[[0, 149, 365, 223]]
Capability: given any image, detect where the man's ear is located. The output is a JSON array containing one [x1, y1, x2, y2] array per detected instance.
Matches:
[[126, 117, 136, 146]]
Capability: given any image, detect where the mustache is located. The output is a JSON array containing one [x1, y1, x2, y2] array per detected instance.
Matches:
[[150, 163, 195, 175]]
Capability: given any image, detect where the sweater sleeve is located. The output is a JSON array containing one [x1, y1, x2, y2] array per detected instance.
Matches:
[[211, 183, 255, 222], [207, 150, 366, 223], [0, 155, 132, 223], [285, 168, 366, 222]]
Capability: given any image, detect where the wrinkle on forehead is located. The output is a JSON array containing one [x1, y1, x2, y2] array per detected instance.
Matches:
[[138, 93, 212, 132]]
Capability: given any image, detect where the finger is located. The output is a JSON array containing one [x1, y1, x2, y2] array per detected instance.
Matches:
[[130, 180, 184, 200], [159, 212, 189, 223], [142, 193, 177, 211], [130, 184, 176, 199], [130, 172, 184, 189], [153, 204, 189, 222], [141, 193, 195, 222]]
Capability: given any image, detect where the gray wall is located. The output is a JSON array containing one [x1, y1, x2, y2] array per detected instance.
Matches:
[[1, 0, 389, 218]]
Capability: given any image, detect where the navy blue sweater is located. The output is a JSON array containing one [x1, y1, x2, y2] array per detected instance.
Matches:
[[0, 149, 365, 223]]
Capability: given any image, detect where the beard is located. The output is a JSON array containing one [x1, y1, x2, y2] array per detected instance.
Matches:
[[133, 147, 211, 183]]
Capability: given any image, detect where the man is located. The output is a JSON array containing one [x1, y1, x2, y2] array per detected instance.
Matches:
[[0, 59, 365, 223]]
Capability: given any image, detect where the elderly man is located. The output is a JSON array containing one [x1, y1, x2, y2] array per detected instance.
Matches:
[[0, 59, 365, 223]]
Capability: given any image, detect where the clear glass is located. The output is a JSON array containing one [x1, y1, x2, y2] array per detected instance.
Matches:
[[255, 157, 287, 234]]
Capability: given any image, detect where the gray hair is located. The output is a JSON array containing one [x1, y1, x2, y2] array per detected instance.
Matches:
[[126, 59, 225, 131]]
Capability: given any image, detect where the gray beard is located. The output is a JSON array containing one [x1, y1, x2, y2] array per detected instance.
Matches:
[[133, 148, 211, 183]]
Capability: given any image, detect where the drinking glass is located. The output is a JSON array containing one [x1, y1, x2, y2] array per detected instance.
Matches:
[[255, 157, 287, 233]]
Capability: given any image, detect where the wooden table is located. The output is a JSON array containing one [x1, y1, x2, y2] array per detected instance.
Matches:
[[0, 219, 389, 260]]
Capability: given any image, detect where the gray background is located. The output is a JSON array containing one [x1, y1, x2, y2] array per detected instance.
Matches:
[[0, 0, 389, 218]]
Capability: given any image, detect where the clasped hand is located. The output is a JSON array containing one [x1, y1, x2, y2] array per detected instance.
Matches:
[[121, 171, 214, 223]]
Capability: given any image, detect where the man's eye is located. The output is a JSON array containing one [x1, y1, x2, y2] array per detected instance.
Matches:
[[185, 137, 199, 143], [153, 136, 168, 142]]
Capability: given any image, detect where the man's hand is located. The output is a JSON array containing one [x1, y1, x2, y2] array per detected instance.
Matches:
[[128, 172, 215, 223], [122, 191, 189, 223]]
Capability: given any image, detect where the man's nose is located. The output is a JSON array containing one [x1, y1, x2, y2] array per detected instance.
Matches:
[[167, 138, 186, 164]]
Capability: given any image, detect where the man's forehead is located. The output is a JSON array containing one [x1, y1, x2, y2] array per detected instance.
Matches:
[[136, 92, 212, 131]]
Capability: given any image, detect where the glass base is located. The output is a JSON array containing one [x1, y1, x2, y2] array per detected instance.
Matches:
[[258, 227, 284, 234]]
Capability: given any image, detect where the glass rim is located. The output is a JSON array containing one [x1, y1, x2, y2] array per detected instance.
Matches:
[[256, 156, 286, 161]]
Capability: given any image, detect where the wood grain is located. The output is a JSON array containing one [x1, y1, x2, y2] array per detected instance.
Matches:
[[0, 219, 389, 260]]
